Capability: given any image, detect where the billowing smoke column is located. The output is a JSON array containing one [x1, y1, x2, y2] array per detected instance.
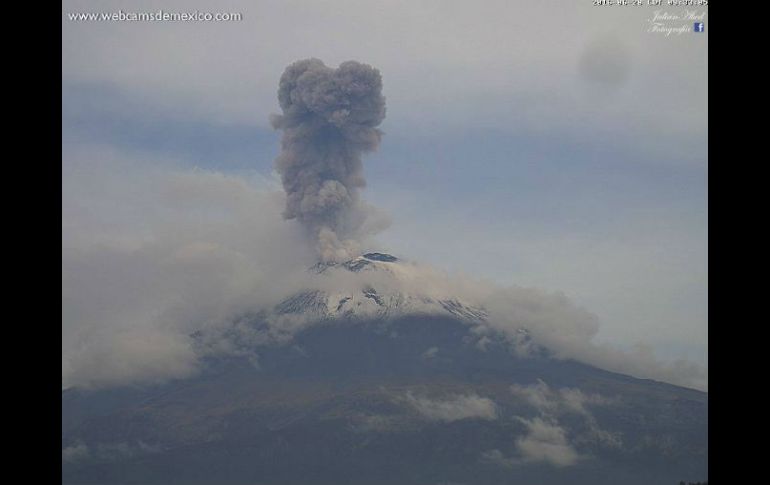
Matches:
[[271, 58, 387, 262]]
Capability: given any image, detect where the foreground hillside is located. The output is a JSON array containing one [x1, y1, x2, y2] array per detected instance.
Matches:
[[63, 315, 707, 485]]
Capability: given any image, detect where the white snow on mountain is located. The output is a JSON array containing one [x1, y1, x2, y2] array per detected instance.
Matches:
[[276, 253, 489, 324]]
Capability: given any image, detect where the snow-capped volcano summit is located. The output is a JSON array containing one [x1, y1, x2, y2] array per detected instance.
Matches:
[[311, 252, 401, 274], [283, 252, 488, 324], [190, 250, 539, 372]]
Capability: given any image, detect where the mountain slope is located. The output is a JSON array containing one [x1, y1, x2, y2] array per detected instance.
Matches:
[[62, 254, 707, 485]]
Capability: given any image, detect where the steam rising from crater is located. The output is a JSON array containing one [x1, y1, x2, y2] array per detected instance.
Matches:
[[271, 58, 387, 262]]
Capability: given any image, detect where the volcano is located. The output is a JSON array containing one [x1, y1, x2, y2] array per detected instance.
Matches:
[[62, 253, 707, 485]]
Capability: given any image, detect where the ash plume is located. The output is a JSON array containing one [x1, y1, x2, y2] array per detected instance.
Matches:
[[271, 58, 387, 262]]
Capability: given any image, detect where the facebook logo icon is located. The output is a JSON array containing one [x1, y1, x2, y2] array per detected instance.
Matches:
[[694, 22, 704, 32]]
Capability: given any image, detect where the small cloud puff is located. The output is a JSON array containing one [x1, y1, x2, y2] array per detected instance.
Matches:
[[403, 392, 498, 422]]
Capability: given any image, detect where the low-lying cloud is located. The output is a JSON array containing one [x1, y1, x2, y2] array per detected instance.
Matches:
[[481, 417, 580, 468], [62, 440, 161, 464], [509, 379, 614, 418], [62, 145, 313, 388], [62, 143, 706, 391], [510, 380, 622, 449], [514, 417, 580, 466], [483, 380, 620, 468], [403, 392, 498, 422]]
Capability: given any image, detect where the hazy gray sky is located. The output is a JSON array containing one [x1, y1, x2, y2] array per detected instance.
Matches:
[[62, 1, 707, 384]]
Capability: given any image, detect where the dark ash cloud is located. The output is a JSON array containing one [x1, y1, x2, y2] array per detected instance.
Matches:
[[271, 58, 387, 262]]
